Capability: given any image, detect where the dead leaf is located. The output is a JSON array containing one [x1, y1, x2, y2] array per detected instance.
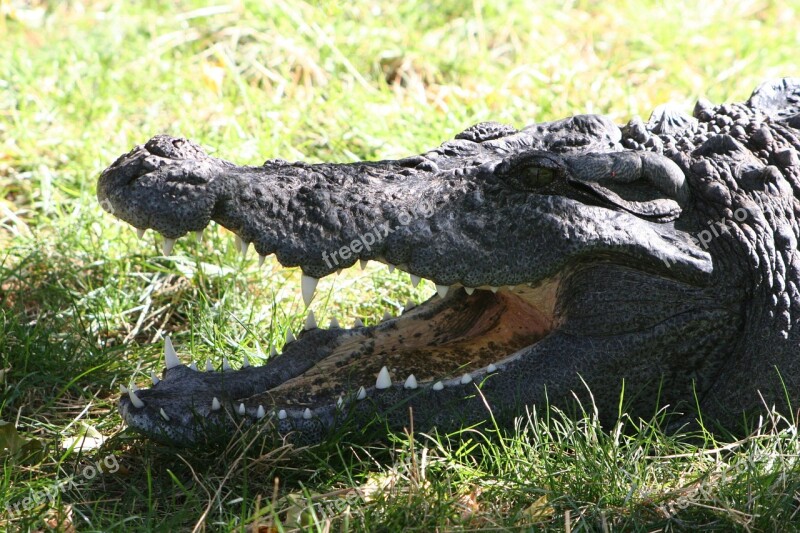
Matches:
[[521, 494, 555, 523]]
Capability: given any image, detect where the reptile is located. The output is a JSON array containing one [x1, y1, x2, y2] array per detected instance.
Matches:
[[97, 78, 800, 445]]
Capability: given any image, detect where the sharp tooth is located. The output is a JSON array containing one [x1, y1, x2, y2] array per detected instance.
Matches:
[[136, 228, 146, 239], [436, 284, 449, 298], [487, 363, 497, 372], [336, 268, 343, 275], [278, 409, 287, 420], [255, 342, 265, 358], [285, 329, 296, 344], [336, 396, 343, 408], [164, 336, 180, 369], [382, 311, 392, 322], [206, 358, 214, 371], [304, 310, 317, 330], [150, 371, 160, 385], [129, 389, 144, 408], [189, 361, 198, 371], [460, 373, 473, 384], [375, 366, 391, 389], [490, 286, 498, 293], [211, 397, 221, 411], [131, 383, 139, 392], [388, 263, 396, 273], [160, 408, 170, 421], [269, 343, 278, 357], [301, 275, 318, 307], [256, 405, 265, 419], [356, 386, 367, 400], [410, 274, 421, 288], [119, 384, 129, 394], [404, 374, 418, 389], [303, 408, 312, 419], [432, 381, 444, 391], [238, 403, 245, 415], [234, 234, 244, 251], [223, 358, 232, 371], [464, 287, 475, 295], [195, 230, 203, 241], [404, 300, 415, 312], [329, 317, 340, 329], [242, 354, 250, 368], [360, 259, 368, 269], [163, 237, 176, 255], [240, 241, 249, 258], [258, 254, 267, 267], [353, 317, 364, 328]]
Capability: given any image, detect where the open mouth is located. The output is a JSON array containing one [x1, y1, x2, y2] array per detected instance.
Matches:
[[119, 246, 563, 443]]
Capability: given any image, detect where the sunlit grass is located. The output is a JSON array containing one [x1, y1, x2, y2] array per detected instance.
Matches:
[[1, 0, 799, 529]]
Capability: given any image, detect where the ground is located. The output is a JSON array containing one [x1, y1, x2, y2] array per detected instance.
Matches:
[[1, 0, 800, 530]]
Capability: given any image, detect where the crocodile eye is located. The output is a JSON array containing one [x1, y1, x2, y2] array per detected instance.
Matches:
[[517, 165, 557, 189]]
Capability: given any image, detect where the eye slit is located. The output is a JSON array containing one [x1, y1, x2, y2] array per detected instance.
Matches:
[[518, 165, 556, 189]]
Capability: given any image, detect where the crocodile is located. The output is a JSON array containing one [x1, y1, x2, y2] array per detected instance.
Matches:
[[98, 79, 800, 445]]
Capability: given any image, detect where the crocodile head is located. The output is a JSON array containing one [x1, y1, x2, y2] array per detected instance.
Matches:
[[98, 79, 800, 445]]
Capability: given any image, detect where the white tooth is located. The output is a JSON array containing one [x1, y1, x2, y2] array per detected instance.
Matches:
[[163, 237, 176, 255], [410, 274, 421, 288], [242, 354, 250, 368], [164, 336, 180, 369], [119, 384, 129, 394], [189, 361, 198, 371], [258, 254, 267, 267], [256, 405, 265, 419], [195, 230, 203, 241], [238, 403, 245, 415], [360, 259, 368, 270], [356, 386, 367, 400], [234, 234, 244, 251], [160, 408, 170, 421], [329, 317, 340, 329], [136, 228, 146, 240], [432, 381, 444, 391], [255, 342, 265, 358], [223, 358, 232, 371], [304, 310, 317, 330], [460, 373, 473, 384], [129, 389, 144, 408], [436, 284, 449, 298], [278, 409, 287, 420], [206, 358, 214, 371], [388, 263, 396, 273], [301, 275, 318, 307], [211, 397, 221, 411], [240, 240, 249, 258], [285, 329, 295, 343], [375, 366, 391, 389], [404, 374, 418, 389], [382, 311, 392, 322], [487, 363, 497, 372], [490, 286, 498, 293], [337, 396, 343, 408], [131, 383, 139, 392], [404, 300, 415, 312], [464, 287, 475, 295], [353, 317, 364, 328], [269, 343, 278, 357], [303, 408, 312, 419], [150, 371, 160, 385]]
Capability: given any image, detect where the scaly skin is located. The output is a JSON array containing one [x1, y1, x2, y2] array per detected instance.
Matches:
[[98, 79, 800, 445]]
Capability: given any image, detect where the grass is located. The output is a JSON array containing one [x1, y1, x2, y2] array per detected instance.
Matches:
[[1, 0, 799, 530]]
